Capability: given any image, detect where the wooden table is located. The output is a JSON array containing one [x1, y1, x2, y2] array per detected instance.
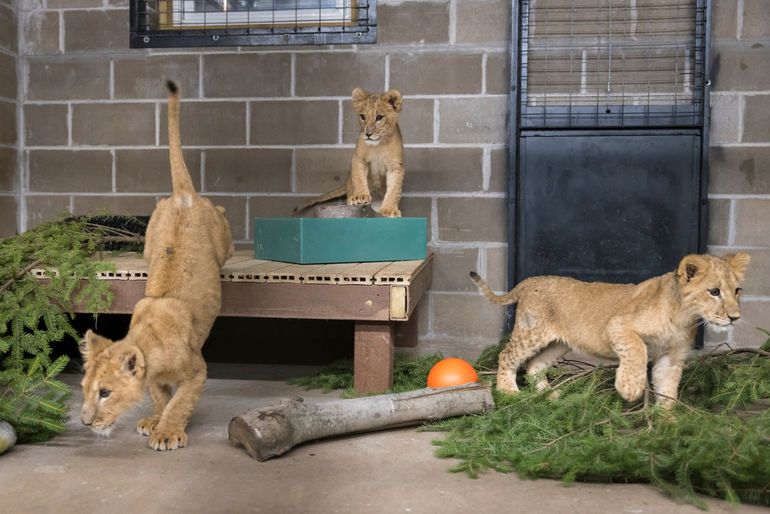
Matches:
[[36, 251, 433, 393]]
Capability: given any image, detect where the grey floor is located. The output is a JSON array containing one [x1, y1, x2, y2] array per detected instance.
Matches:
[[1, 373, 767, 514]]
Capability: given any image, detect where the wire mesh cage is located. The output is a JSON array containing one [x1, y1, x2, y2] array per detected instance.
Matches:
[[519, 0, 707, 128], [130, 0, 376, 48]]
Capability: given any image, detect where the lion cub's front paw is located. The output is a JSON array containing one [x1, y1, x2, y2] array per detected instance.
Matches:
[[136, 416, 160, 436], [348, 193, 372, 205], [379, 206, 401, 218], [615, 367, 646, 402], [149, 427, 188, 451]]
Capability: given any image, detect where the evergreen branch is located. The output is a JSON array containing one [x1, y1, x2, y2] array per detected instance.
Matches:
[[0, 258, 43, 295]]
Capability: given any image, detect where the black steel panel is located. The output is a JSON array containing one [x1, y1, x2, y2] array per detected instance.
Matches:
[[516, 130, 701, 284]]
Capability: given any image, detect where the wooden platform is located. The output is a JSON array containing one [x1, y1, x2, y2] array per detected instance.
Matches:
[[36, 251, 433, 393]]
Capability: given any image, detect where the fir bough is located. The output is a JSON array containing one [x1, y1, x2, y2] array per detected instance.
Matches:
[[0, 218, 118, 443], [291, 336, 770, 508]]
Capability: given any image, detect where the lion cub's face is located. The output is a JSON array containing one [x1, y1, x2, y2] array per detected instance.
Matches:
[[677, 253, 751, 331], [79, 330, 145, 435], [352, 87, 402, 146]]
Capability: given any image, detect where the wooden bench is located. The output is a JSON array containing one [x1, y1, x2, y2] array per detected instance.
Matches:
[[37, 251, 433, 393]]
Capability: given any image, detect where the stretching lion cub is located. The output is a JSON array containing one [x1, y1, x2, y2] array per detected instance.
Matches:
[[294, 87, 405, 217], [471, 253, 751, 408], [79, 82, 233, 450]]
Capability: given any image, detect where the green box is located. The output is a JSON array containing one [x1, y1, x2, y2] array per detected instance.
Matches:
[[253, 217, 428, 264]]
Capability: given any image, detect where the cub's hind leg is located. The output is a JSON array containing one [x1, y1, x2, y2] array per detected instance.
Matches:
[[525, 341, 570, 393], [497, 322, 553, 395], [137, 382, 172, 436]]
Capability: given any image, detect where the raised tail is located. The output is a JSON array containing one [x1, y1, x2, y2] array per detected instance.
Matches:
[[166, 81, 196, 197], [469, 271, 519, 305], [292, 185, 348, 215]]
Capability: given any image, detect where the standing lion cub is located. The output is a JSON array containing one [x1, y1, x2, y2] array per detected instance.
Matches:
[[79, 82, 233, 450], [294, 87, 405, 217], [471, 253, 751, 408]]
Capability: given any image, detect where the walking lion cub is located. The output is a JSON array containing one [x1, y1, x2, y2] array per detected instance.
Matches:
[[79, 82, 233, 450], [471, 253, 751, 408]]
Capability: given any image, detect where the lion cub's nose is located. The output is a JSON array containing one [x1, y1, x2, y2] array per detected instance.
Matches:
[[81, 417, 92, 426], [728, 314, 740, 323]]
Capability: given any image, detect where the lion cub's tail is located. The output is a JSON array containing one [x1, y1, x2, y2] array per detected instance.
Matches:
[[293, 185, 348, 216], [166, 81, 196, 200], [469, 271, 519, 305]]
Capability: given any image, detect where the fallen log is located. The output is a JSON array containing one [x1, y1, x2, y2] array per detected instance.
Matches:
[[228, 382, 494, 461]]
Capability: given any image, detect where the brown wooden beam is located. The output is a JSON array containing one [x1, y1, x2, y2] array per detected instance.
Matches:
[[353, 322, 394, 394]]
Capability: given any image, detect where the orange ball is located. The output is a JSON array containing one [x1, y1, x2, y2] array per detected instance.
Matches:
[[426, 357, 479, 388]]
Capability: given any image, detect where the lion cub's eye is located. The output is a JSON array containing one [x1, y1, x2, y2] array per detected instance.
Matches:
[[735, 287, 742, 295], [708, 288, 720, 297], [359, 114, 365, 121], [99, 388, 111, 399], [375, 114, 384, 121]]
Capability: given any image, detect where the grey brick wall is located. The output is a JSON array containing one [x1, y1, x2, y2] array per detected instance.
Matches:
[[0, 0, 17, 237], [708, 0, 770, 349], [8, 0, 770, 356]]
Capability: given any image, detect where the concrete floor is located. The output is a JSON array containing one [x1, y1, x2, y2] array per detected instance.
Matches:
[[1, 373, 767, 514]]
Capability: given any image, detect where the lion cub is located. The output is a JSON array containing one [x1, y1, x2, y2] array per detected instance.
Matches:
[[471, 253, 751, 408], [294, 87, 405, 217], [79, 82, 233, 450]]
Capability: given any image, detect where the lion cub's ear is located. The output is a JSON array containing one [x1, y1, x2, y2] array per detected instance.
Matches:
[[352, 87, 368, 111], [120, 348, 146, 379], [383, 89, 403, 113], [676, 254, 708, 284], [79, 330, 113, 362], [727, 252, 751, 282]]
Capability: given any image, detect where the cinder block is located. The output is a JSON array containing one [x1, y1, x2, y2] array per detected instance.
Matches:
[[203, 195, 247, 240], [484, 246, 508, 292], [73, 195, 157, 216], [432, 293, 506, 338], [431, 247, 479, 292], [455, 0, 510, 45], [28, 150, 112, 192], [0, 101, 16, 145], [250, 101, 337, 145], [742, 0, 770, 39], [402, 147, 483, 192], [72, 103, 155, 146], [712, 0, 738, 39], [0, 53, 16, 98], [733, 199, 770, 246], [27, 59, 110, 100], [64, 9, 129, 52], [438, 197, 506, 243], [160, 102, 247, 146], [489, 148, 508, 193], [115, 56, 199, 99], [485, 52, 510, 95], [732, 301, 770, 349], [712, 46, 770, 92], [0, 4, 18, 54], [205, 149, 291, 192], [115, 149, 201, 192], [203, 54, 290, 98], [389, 53, 482, 95], [709, 94, 740, 144], [24, 104, 68, 146], [742, 95, 770, 143], [710, 147, 770, 194], [708, 199, 730, 246], [295, 53, 385, 97], [377, 1, 449, 45], [295, 148, 350, 193], [22, 10, 59, 55], [0, 195, 17, 237], [438, 97, 508, 144], [25, 195, 70, 228], [0, 147, 17, 192]]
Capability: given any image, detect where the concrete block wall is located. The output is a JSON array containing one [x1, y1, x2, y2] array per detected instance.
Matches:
[[14, 0, 511, 358], [8, 0, 769, 355], [708, 0, 770, 348], [0, 0, 18, 237]]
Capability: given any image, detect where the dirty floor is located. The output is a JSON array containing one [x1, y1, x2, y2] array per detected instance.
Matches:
[[1, 372, 767, 514]]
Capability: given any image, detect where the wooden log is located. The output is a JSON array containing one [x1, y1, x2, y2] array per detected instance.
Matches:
[[228, 382, 494, 461]]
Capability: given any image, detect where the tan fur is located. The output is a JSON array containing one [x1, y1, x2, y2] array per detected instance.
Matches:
[[471, 253, 751, 408], [79, 82, 234, 450], [294, 87, 405, 217]]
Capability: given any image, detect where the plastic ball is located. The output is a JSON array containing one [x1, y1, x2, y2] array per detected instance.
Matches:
[[426, 357, 479, 388]]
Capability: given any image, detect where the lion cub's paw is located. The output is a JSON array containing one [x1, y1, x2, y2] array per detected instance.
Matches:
[[348, 193, 372, 205], [379, 207, 401, 218], [615, 368, 646, 402], [136, 416, 160, 436], [149, 427, 188, 451]]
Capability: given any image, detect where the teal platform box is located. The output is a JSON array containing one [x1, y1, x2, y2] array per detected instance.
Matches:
[[253, 217, 427, 264]]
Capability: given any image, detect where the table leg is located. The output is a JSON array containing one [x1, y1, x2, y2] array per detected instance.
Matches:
[[353, 321, 394, 394]]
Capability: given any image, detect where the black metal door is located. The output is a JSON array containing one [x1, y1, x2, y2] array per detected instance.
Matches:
[[509, 0, 711, 300]]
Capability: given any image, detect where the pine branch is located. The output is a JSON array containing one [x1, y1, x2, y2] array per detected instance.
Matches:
[[0, 258, 43, 295]]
